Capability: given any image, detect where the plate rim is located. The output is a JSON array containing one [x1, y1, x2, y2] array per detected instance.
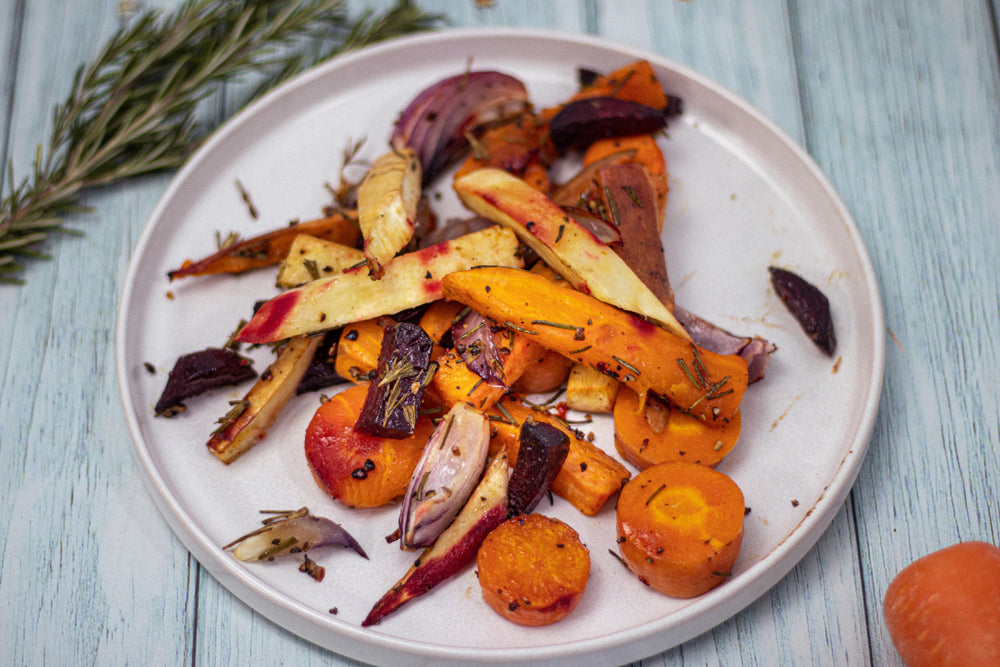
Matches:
[[116, 26, 885, 666]]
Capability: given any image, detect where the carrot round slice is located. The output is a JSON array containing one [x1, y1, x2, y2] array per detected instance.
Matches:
[[613, 386, 741, 469], [477, 513, 590, 626], [305, 383, 434, 508], [616, 461, 744, 598]]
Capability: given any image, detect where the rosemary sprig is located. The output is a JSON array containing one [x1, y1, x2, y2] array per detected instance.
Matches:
[[0, 0, 439, 284]]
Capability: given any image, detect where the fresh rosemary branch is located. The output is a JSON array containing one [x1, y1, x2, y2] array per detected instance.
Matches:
[[0, 0, 439, 284]]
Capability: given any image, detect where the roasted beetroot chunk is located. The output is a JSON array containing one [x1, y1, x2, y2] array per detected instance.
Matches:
[[356, 322, 435, 438], [769, 266, 837, 356], [154, 348, 256, 416], [507, 418, 571, 517], [549, 97, 668, 154]]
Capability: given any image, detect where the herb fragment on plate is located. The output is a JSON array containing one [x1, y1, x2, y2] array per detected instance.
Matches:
[[0, 0, 440, 284]]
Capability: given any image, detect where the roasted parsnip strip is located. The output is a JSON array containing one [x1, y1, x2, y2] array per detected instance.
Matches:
[[453, 168, 689, 338], [235, 226, 522, 344], [358, 148, 422, 278], [207, 334, 322, 463]]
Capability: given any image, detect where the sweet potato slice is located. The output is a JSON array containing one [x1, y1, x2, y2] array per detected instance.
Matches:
[[583, 134, 666, 176], [571, 60, 669, 110], [597, 162, 674, 308], [167, 214, 360, 280], [442, 267, 748, 424], [613, 386, 741, 469], [616, 461, 744, 598], [476, 513, 590, 626]]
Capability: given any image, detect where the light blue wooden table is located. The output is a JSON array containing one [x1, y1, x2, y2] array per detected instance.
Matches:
[[2, 1, 998, 665]]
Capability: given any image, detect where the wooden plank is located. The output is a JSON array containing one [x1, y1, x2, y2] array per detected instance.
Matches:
[[789, 1, 1000, 664], [0, 1, 195, 665]]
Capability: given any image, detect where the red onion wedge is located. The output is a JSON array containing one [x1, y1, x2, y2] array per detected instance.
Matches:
[[398, 402, 491, 550], [391, 71, 529, 184], [673, 306, 776, 383], [225, 508, 368, 562], [451, 309, 507, 387]]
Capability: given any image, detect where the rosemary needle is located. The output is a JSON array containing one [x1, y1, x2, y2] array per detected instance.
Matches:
[[0, 0, 439, 284]]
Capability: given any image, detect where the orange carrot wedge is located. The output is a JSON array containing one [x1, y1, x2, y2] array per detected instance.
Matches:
[[442, 267, 748, 424]]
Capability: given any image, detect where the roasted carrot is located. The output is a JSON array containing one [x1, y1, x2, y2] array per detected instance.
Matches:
[[416, 299, 466, 346], [613, 386, 741, 470], [572, 60, 669, 110], [583, 134, 666, 177], [476, 513, 590, 626], [616, 461, 745, 598], [333, 317, 392, 383], [424, 327, 542, 412], [511, 348, 573, 395], [168, 214, 360, 280], [304, 382, 435, 508], [454, 111, 551, 194], [486, 394, 631, 516], [441, 267, 748, 424], [883, 541, 1000, 666]]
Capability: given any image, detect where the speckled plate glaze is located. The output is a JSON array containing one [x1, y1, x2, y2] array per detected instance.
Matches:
[[117, 28, 884, 666]]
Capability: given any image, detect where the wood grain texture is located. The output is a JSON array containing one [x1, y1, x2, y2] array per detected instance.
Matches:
[[2, 1, 998, 666], [789, 2, 1000, 664]]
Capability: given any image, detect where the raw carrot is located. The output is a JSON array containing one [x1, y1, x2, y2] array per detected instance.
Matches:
[[883, 541, 1000, 666]]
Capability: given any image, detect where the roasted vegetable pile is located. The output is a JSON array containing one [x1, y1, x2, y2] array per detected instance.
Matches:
[[152, 59, 841, 629]]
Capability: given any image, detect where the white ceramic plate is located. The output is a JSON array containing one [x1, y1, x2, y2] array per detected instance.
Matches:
[[117, 29, 884, 666]]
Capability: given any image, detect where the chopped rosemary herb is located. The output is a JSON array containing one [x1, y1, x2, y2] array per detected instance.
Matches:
[[622, 185, 643, 208], [504, 321, 540, 335], [612, 355, 642, 376], [530, 319, 581, 331], [645, 484, 666, 506], [603, 186, 621, 226]]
